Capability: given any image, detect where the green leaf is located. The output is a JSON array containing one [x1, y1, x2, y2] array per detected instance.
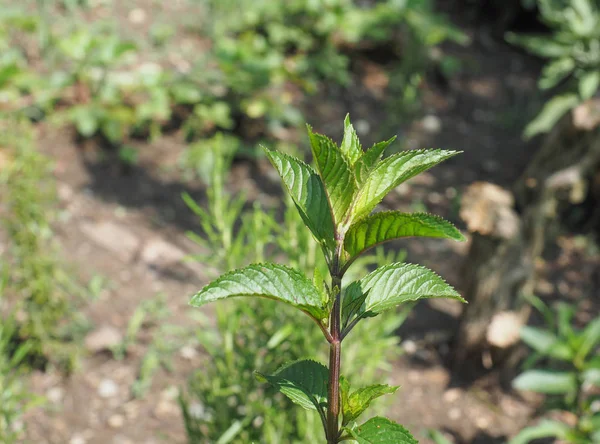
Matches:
[[508, 420, 570, 444], [354, 137, 397, 185], [348, 417, 417, 444], [73, 106, 99, 137], [352, 149, 460, 222], [343, 263, 464, 324], [583, 368, 600, 387], [102, 119, 126, 144], [341, 286, 370, 329], [512, 370, 577, 395], [579, 71, 600, 100], [190, 263, 329, 320], [340, 375, 351, 415], [519, 326, 573, 361], [575, 316, 600, 363], [556, 302, 576, 340], [263, 147, 335, 250], [255, 359, 328, 411], [524, 94, 580, 139], [341, 114, 363, 166], [216, 420, 244, 444], [539, 58, 575, 90], [307, 126, 357, 224], [343, 384, 399, 425], [344, 212, 465, 261], [505, 33, 571, 58], [426, 429, 454, 444], [312, 267, 327, 305]]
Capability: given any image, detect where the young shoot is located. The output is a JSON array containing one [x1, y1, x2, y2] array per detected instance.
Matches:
[[190, 116, 466, 443]]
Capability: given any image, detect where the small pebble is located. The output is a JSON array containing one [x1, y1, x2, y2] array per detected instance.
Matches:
[[154, 400, 178, 418], [448, 407, 461, 420], [179, 345, 198, 360], [69, 434, 86, 444], [85, 326, 123, 353], [443, 388, 461, 403], [402, 340, 417, 355], [108, 414, 125, 429], [422, 115, 442, 133], [354, 119, 370, 135], [98, 379, 119, 398], [47, 387, 65, 404], [476, 416, 490, 429], [128, 8, 146, 24], [161, 386, 179, 400]]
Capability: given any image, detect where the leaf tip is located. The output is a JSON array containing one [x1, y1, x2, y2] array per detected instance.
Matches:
[[254, 370, 267, 383]]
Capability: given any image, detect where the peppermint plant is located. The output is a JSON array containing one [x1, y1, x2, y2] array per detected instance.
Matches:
[[190, 116, 466, 443]]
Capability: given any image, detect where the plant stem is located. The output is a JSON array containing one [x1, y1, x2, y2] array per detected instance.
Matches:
[[326, 274, 342, 443]]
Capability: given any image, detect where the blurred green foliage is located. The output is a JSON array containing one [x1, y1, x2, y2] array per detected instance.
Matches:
[[179, 134, 408, 443], [0, 307, 43, 443], [507, 0, 600, 138], [1, 0, 464, 157], [0, 119, 81, 369], [510, 295, 600, 444]]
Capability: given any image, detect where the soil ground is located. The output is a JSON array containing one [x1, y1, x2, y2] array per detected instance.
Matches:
[[15, 2, 599, 444]]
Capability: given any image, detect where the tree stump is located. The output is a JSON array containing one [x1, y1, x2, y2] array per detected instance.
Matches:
[[452, 98, 600, 375]]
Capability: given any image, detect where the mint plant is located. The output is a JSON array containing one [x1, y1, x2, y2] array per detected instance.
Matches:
[[189, 116, 466, 443]]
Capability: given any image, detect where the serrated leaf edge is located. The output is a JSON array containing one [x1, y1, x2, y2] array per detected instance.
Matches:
[[189, 262, 328, 319]]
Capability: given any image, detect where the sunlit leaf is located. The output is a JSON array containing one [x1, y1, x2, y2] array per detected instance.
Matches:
[[354, 137, 397, 185], [342, 383, 399, 425], [307, 126, 357, 224], [263, 147, 335, 251], [347, 417, 417, 444], [352, 149, 459, 222], [341, 114, 363, 166], [255, 359, 328, 411], [190, 263, 329, 320], [344, 212, 465, 262], [342, 263, 464, 324]]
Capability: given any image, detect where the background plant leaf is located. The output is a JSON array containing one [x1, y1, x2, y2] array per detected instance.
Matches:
[[524, 94, 580, 139], [575, 316, 600, 363], [579, 71, 600, 100], [538, 57, 575, 89], [519, 326, 573, 361], [255, 359, 328, 411], [508, 420, 570, 444], [505, 33, 571, 58], [190, 263, 329, 320], [512, 370, 578, 395]]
